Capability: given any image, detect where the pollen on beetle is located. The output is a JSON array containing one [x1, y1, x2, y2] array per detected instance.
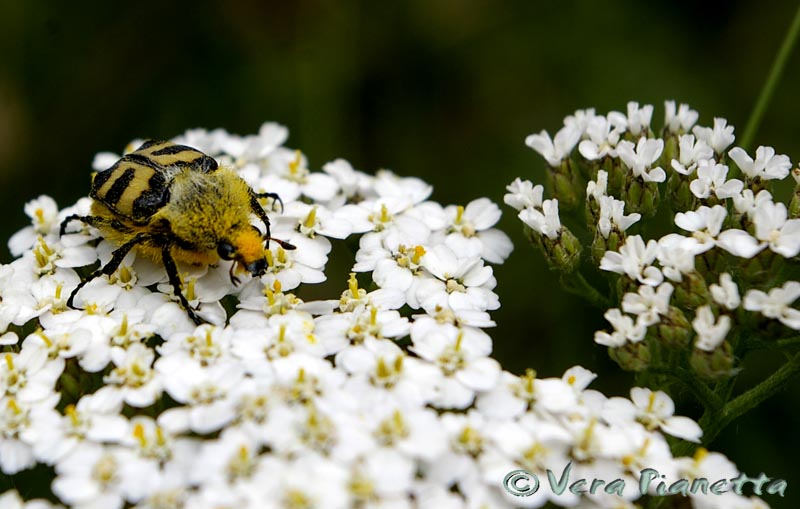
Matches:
[[233, 228, 266, 266]]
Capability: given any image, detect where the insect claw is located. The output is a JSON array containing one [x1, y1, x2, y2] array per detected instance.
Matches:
[[268, 237, 296, 250], [228, 263, 241, 286], [187, 308, 204, 326]]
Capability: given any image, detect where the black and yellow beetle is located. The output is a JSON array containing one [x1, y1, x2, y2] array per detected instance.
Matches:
[[61, 140, 294, 324]]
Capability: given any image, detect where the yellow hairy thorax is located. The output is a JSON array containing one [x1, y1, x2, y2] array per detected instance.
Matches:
[[232, 227, 266, 266]]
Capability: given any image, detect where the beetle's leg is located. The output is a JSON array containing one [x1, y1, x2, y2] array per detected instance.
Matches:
[[228, 263, 241, 286], [67, 233, 148, 309], [249, 192, 296, 251], [60, 214, 131, 236], [60, 214, 83, 236], [249, 193, 273, 242], [254, 192, 284, 213], [161, 244, 203, 326]]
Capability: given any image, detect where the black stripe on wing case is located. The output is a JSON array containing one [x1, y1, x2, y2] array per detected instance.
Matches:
[[151, 144, 196, 156], [104, 168, 136, 205]]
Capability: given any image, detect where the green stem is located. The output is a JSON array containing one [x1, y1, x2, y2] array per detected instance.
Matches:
[[696, 352, 800, 447], [776, 336, 800, 349], [672, 353, 800, 458], [714, 352, 800, 438], [740, 4, 800, 151], [559, 271, 611, 309]]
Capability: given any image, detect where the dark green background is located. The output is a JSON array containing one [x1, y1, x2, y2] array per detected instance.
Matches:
[[1, 1, 798, 506]]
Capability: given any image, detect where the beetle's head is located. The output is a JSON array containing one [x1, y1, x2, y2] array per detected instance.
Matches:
[[218, 226, 266, 277]]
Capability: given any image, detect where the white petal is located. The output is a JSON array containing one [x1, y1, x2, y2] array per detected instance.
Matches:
[[717, 230, 765, 258], [662, 416, 703, 443]]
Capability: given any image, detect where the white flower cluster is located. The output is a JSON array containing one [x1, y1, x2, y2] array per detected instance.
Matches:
[[0, 123, 768, 509], [511, 101, 800, 356]]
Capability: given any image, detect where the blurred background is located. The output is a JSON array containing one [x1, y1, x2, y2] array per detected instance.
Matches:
[[1, 1, 798, 505]]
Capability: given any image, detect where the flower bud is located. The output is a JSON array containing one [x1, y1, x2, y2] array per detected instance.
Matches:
[[609, 341, 651, 371], [673, 272, 710, 310], [696, 250, 726, 277], [666, 172, 697, 212], [622, 175, 660, 217], [740, 251, 783, 285], [789, 167, 800, 217], [656, 306, 691, 348], [591, 228, 623, 266], [548, 159, 581, 210], [535, 226, 582, 273], [661, 133, 679, 165], [690, 341, 736, 380]]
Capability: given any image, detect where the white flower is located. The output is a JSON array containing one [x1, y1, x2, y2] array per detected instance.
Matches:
[[504, 178, 544, 211], [732, 189, 773, 218], [156, 362, 244, 434], [0, 343, 62, 403], [373, 169, 433, 205], [622, 283, 674, 327], [692, 117, 735, 155], [728, 145, 792, 180], [416, 245, 499, 313], [525, 125, 581, 167], [20, 236, 96, 278], [337, 197, 430, 244], [710, 273, 741, 310], [719, 200, 800, 259], [599, 235, 663, 286], [743, 282, 800, 329], [594, 308, 646, 347], [322, 158, 375, 205], [675, 449, 739, 487], [411, 326, 500, 409], [624, 101, 654, 136], [439, 198, 514, 264], [586, 170, 608, 201], [261, 149, 339, 202], [0, 395, 57, 474], [354, 239, 427, 308], [693, 305, 731, 351], [578, 115, 625, 160], [664, 100, 699, 133], [0, 490, 65, 509], [8, 196, 60, 257], [210, 122, 288, 161], [656, 234, 696, 282], [670, 134, 714, 176], [27, 392, 127, 465], [752, 200, 800, 257], [338, 341, 438, 407], [476, 370, 578, 419], [368, 405, 447, 462], [597, 196, 640, 238], [518, 199, 561, 239], [674, 205, 727, 254], [280, 201, 353, 240], [257, 231, 330, 290], [563, 107, 598, 133], [689, 161, 743, 200], [616, 137, 666, 182], [604, 388, 702, 442], [52, 443, 156, 509], [97, 343, 162, 408]]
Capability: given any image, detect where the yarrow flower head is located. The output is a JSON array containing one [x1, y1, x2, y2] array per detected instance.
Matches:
[[0, 117, 780, 509]]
